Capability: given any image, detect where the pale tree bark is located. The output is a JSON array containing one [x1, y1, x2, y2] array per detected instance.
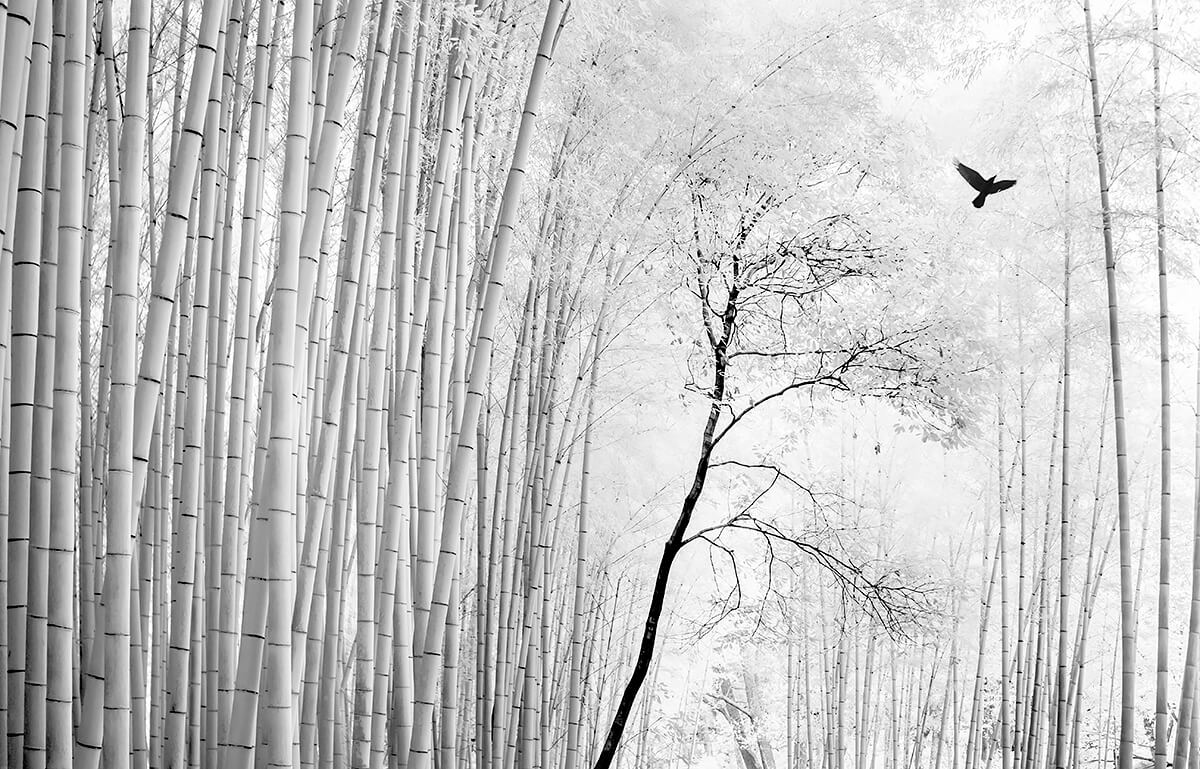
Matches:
[[1179, 241, 1200, 769], [255, 0, 313, 764], [24, 1, 65, 766], [46, 1, 86, 767], [1054, 174, 1072, 769], [408, 3, 568, 767], [1151, 2, 1172, 766], [163, 30, 230, 762], [219, 0, 278, 738], [1081, 3, 1137, 767], [565, 269, 612, 769], [75, 0, 150, 766], [997, 299, 1014, 769], [0, 2, 38, 469], [6, 3, 49, 764], [222, 0, 312, 765], [202, 6, 251, 761], [129, 0, 228, 511]]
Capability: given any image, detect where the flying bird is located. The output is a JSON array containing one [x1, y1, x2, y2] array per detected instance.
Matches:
[[954, 159, 1017, 208]]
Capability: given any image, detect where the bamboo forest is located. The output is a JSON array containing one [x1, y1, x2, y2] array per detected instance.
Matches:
[[8, 0, 1200, 767]]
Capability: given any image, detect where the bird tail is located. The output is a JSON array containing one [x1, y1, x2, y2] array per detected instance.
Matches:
[[972, 192, 987, 208]]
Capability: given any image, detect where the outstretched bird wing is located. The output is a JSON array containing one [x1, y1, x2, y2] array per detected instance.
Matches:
[[991, 179, 1017, 192], [954, 160, 988, 192]]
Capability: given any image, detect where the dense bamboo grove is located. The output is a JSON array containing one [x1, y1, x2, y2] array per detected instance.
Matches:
[[6, 0, 1200, 768], [0, 0, 646, 766]]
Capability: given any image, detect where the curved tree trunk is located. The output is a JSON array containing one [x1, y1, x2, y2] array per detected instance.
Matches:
[[593, 267, 738, 769]]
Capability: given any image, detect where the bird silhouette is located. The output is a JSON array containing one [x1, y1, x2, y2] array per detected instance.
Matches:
[[954, 159, 1017, 208]]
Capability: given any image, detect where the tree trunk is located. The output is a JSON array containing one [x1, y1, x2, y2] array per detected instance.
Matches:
[[1081, 2, 1137, 766]]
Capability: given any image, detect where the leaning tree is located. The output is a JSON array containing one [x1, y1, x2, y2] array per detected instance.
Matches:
[[592, 161, 981, 768]]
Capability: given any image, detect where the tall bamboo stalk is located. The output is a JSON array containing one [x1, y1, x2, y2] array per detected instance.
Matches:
[[1149, 3, 1173, 769], [1081, 3, 1136, 766], [1053, 174, 1072, 769]]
